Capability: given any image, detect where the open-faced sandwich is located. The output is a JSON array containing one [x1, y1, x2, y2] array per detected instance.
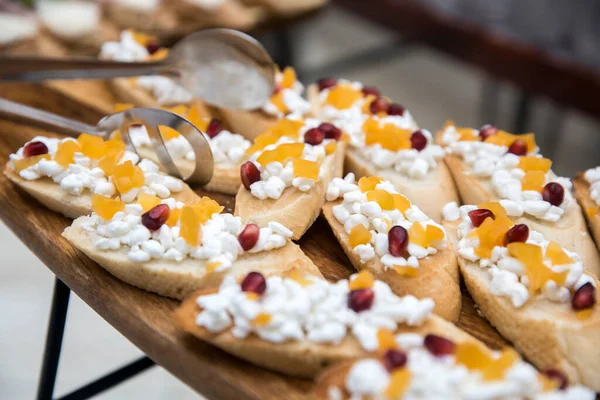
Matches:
[[176, 269, 476, 378], [218, 67, 313, 141], [63, 195, 319, 299], [573, 166, 600, 250], [438, 122, 600, 270], [5, 134, 196, 219], [307, 78, 459, 222], [170, 0, 263, 32], [234, 117, 346, 240], [314, 336, 595, 399], [322, 174, 460, 321], [104, 0, 179, 35], [443, 201, 600, 390]]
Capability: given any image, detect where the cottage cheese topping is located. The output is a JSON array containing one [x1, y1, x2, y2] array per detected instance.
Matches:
[[100, 31, 192, 105], [10, 136, 184, 201], [584, 166, 600, 207], [441, 125, 573, 222], [0, 13, 38, 45], [327, 174, 447, 269], [262, 71, 311, 118], [449, 202, 594, 308], [38, 0, 99, 39], [195, 273, 433, 348]]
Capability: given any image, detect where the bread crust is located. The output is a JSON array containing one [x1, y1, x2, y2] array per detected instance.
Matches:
[[322, 201, 461, 321], [63, 218, 321, 300], [4, 164, 198, 219], [104, 3, 179, 34], [573, 175, 600, 251], [170, 0, 264, 31], [234, 143, 346, 240], [176, 290, 477, 379], [444, 155, 600, 276], [444, 219, 600, 390]]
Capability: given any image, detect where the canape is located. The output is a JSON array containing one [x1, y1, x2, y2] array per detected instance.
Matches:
[[169, 0, 263, 32], [573, 167, 600, 250]]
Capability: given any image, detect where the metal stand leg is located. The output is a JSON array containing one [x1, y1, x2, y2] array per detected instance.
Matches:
[[37, 277, 71, 400]]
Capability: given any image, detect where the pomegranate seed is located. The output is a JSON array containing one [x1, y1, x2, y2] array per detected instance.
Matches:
[[543, 369, 568, 390], [387, 103, 405, 116], [369, 97, 390, 114], [478, 124, 498, 141], [273, 83, 282, 94], [382, 349, 407, 371], [317, 77, 337, 91], [240, 271, 266, 295], [206, 118, 223, 138], [240, 162, 261, 190], [542, 182, 565, 206], [361, 86, 380, 97], [348, 288, 374, 312], [238, 223, 260, 251], [388, 226, 409, 257], [410, 130, 428, 151], [504, 224, 529, 245], [130, 123, 143, 129], [507, 139, 528, 156], [23, 141, 49, 158], [424, 334, 455, 356], [572, 282, 596, 311], [318, 122, 342, 140], [146, 43, 160, 55], [468, 209, 495, 227], [141, 204, 170, 231], [304, 127, 325, 145]]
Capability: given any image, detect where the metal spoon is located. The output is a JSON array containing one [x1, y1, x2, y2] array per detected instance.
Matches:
[[0, 29, 276, 110], [0, 97, 214, 185]]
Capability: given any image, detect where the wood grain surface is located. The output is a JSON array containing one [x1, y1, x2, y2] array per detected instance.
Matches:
[[0, 82, 508, 399]]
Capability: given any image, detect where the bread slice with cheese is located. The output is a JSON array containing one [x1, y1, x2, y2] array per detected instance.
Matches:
[[573, 174, 600, 250]]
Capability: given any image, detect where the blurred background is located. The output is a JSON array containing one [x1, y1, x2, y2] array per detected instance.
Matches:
[[2, 0, 600, 398]]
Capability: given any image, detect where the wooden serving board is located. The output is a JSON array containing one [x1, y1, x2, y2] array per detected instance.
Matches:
[[0, 82, 508, 399]]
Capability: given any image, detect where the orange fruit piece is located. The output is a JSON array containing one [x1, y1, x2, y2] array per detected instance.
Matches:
[[392, 194, 411, 213], [586, 206, 600, 218], [394, 266, 418, 277], [180, 206, 201, 246], [426, 224, 445, 242], [137, 193, 161, 212], [186, 102, 210, 132], [545, 241, 573, 265], [283, 268, 313, 286], [521, 171, 546, 192], [474, 215, 514, 258], [92, 195, 125, 220], [114, 103, 134, 112], [349, 225, 371, 248], [159, 126, 181, 141], [385, 369, 412, 399], [253, 312, 272, 326], [293, 159, 320, 181], [188, 197, 224, 223], [325, 84, 363, 109], [377, 328, 398, 352], [457, 127, 479, 141], [54, 140, 82, 168], [163, 104, 188, 117], [281, 66, 297, 89], [148, 48, 169, 61], [165, 207, 181, 227], [408, 222, 428, 248], [366, 189, 395, 210], [128, 29, 156, 46], [455, 342, 493, 370], [358, 176, 382, 192], [519, 156, 552, 173], [324, 142, 337, 155], [481, 349, 520, 381], [349, 270, 374, 290], [477, 202, 507, 217], [13, 154, 50, 173], [508, 242, 569, 292], [77, 133, 106, 159], [111, 161, 145, 194], [206, 261, 222, 274]]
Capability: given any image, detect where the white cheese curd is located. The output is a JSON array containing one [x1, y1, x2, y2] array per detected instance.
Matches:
[[38, 0, 99, 39], [79, 199, 292, 266], [100, 31, 192, 105], [195, 273, 433, 347], [9, 136, 184, 201], [0, 13, 38, 45], [440, 124, 573, 222], [261, 72, 311, 118], [584, 166, 600, 207], [453, 203, 594, 308], [327, 175, 447, 270]]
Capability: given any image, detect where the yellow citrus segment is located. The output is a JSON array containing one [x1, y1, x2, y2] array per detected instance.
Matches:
[[545, 241, 573, 265], [77, 133, 106, 159], [293, 159, 320, 181], [325, 141, 337, 155], [325, 84, 363, 109], [186, 102, 209, 131], [92, 195, 125, 220], [13, 154, 51, 173], [392, 194, 411, 213], [521, 171, 546, 192], [54, 140, 82, 168], [188, 197, 224, 223], [394, 266, 418, 277], [253, 312, 272, 326], [455, 342, 493, 371], [481, 349, 520, 381], [270, 91, 287, 113], [508, 242, 569, 293], [114, 103, 134, 112], [385, 369, 411, 399], [165, 207, 181, 227], [180, 206, 200, 246], [281, 66, 296, 89], [283, 268, 313, 286], [111, 161, 145, 194], [377, 328, 398, 352], [366, 189, 395, 210], [363, 118, 411, 151], [457, 127, 479, 141], [206, 261, 222, 274], [349, 270, 374, 290], [148, 48, 169, 61], [358, 176, 383, 192], [473, 215, 514, 259], [137, 193, 161, 212], [349, 224, 371, 248], [477, 202, 507, 218], [159, 126, 181, 141], [519, 156, 552, 173]]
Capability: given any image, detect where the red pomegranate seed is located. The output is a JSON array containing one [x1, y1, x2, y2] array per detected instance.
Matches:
[[410, 130, 428, 151], [361, 86, 381, 97], [141, 204, 170, 231], [369, 97, 390, 114], [240, 162, 261, 190], [317, 77, 337, 91], [240, 271, 267, 295], [387, 103, 405, 116], [424, 334, 455, 356], [238, 223, 260, 251], [478, 124, 498, 141], [273, 82, 282, 94], [304, 127, 325, 145], [23, 141, 49, 158], [382, 349, 407, 371], [543, 369, 568, 390], [130, 123, 143, 129], [468, 209, 495, 227], [388, 226, 409, 257], [146, 43, 160, 55], [348, 288, 374, 312], [206, 119, 223, 138], [504, 224, 529, 245], [318, 122, 342, 140], [542, 182, 565, 206], [507, 139, 528, 156], [572, 282, 596, 311]]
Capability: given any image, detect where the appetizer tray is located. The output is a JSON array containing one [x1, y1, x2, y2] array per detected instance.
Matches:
[[0, 81, 507, 399]]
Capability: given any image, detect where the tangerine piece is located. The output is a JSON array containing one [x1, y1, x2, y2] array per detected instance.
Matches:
[[13, 154, 50, 173], [97, 149, 125, 176], [366, 190, 395, 210], [457, 128, 479, 141], [408, 222, 428, 248], [269, 118, 304, 139], [349, 270, 375, 290], [77, 133, 106, 159], [521, 133, 537, 153], [114, 103, 133, 112], [279, 143, 305, 161], [137, 193, 161, 212], [545, 241, 573, 265], [246, 292, 260, 301], [521, 171, 546, 192], [325, 84, 363, 109], [474, 215, 514, 258], [349, 224, 371, 248], [206, 261, 222, 274], [358, 176, 383, 192], [165, 207, 181, 227], [481, 349, 520, 381], [283, 268, 313, 286], [92, 195, 125, 220], [253, 312, 272, 326], [54, 140, 81, 168], [293, 159, 320, 181], [425, 224, 445, 242], [393, 266, 418, 277], [270, 91, 287, 113], [281, 66, 296, 89], [159, 126, 181, 141], [128, 29, 155, 46], [455, 342, 493, 371], [104, 139, 126, 154], [477, 202, 507, 217], [384, 368, 411, 399], [188, 197, 224, 223], [364, 123, 411, 151], [246, 132, 279, 155], [164, 104, 188, 116], [111, 161, 145, 194], [519, 156, 552, 173], [186, 102, 209, 131], [508, 242, 569, 292], [377, 328, 398, 352], [483, 130, 516, 147], [392, 194, 411, 214], [180, 206, 201, 246], [325, 141, 337, 155]]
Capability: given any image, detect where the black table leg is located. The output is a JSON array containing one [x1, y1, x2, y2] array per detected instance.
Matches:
[[36, 277, 71, 400]]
